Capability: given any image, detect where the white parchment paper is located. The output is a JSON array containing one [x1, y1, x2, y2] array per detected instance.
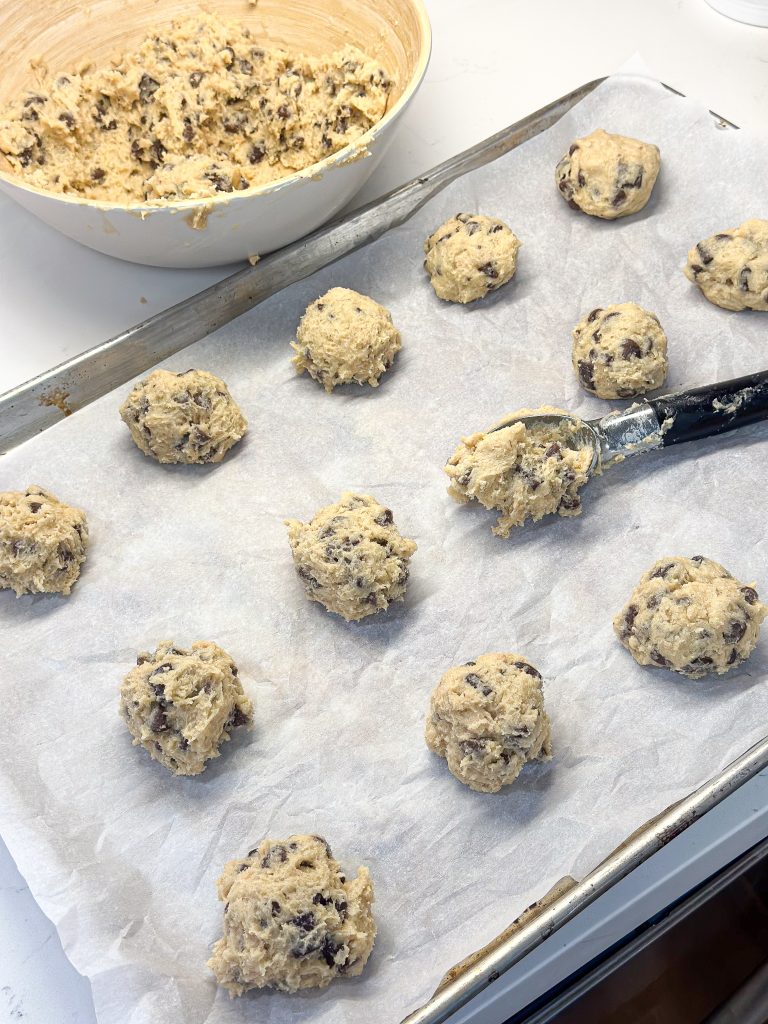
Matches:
[[2, 72, 768, 1024]]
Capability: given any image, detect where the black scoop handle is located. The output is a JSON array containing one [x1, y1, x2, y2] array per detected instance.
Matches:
[[649, 370, 768, 448]]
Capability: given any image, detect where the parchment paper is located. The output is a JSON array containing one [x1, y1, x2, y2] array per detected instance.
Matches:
[[2, 71, 767, 1024]]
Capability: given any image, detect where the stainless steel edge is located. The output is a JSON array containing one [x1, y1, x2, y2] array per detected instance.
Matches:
[[0, 78, 606, 455], [400, 733, 768, 1024]]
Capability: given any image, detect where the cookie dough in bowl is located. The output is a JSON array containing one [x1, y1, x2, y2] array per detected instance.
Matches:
[[291, 287, 401, 391], [445, 407, 593, 536], [0, 485, 88, 596], [119, 640, 252, 775], [208, 834, 375, 994], [286, 493, 416, 621], [555, 129, 660, 219], [572, 303, 668, 399], [423, 212, 521, 303], [425, 653, 552, 793], [614, 556, 768, 679], [683, 219, 768, 311], [119, 368, 247, 464]]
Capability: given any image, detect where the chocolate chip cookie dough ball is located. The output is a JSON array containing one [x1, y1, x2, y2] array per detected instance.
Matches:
[[684, 219, 768, 311], [425, 653, 552, 793], [208, 834, 375, 994], [572, 303, 668, 399], [0, 486, 88, 597], [555, 129, 660, 219], [119, 369, 247, 464], [445, 407, 593, 536], [291, 288, 401, 392], [285, 493, 416, 621], [423, 212, 521, 303], [614, 556, 768, 679], [119, 640, 252, 775]]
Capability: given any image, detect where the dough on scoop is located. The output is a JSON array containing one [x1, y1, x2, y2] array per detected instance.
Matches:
[[285, 493, 416, 621], [0, 485, 88, 596], [119, 368, 247, 464], [614, 556, 768, 679], [119, 640, 252, 775], [683, 219, 768, 312], [555, 129, 660, 219], [291, 287, 401, 392], [445, 407, 593, 536], [208, 834, 375, 994], [425, 653, 552, 793], [423, 212, 521, 303], [572, 302, 668, 399]]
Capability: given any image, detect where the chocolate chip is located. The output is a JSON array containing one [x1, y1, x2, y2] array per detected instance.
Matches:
[[239, 59, 253, 74], [136, 653, 150, 665], [375, 509, 393, 526], [57, 544, 73, 564], [739, 266, 752, 291], [611, 189, 627, 207], [578, 360, 596, 391], [290, 911, 315, 932], [587, 308, 603, 323], [206, 172, 233, 193], [696, 242, 713, 265], [189, 71, 204, 87], [321, 935, 342, 968], [58, 112, 75, 129], [28, 502, 42, 513], [689, 263, 703, 276], [260, 845, 287, 867], [687, 656, 713, 669], [277, 104, 290, 119], [138, 73, 160, 103], [650, 562, 675, 579], [559, 494, 581, 511], [728, 648, 740, 665], [478, 262, 499, 279], [577, 171, 586, 187], [182, 118, 194, 143], [741, 587, 758, 604], [649, 649, 669, 667], [464, 220, 480, 235], [621, 604, 639, 638], [545, 443, 562, 458], [620, 339, 642, 359], [723, 620, 746, 644], [248, 143, 265, 164], [220, 46, 235, 66], [150, 663, 173, 677], [91, 167, 106, 182], [489, 223, 504, 233], [514, 661, 541, 679], [148, 706, 168, 732], [151, 139, 165, 165], [271, 900, 281, 915], [465, 673, 493, 697], [229, 706, 249, 728], [313, 892, 331, 906], [569, 143, 579, 155]]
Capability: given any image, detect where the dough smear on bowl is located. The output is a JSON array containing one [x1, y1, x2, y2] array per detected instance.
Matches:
[[0, 12, 393, 203], [445, 407, 593, 536], [208, 834, 375, 994]]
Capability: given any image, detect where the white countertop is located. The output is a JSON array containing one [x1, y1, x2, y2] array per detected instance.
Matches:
[[1, 1, 767, 1022]]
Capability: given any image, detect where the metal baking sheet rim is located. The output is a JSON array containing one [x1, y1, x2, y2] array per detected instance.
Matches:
[[0, 79, 760, 1024]]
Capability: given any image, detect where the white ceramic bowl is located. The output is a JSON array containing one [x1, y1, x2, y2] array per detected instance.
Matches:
[[0, 0, 431, 268]]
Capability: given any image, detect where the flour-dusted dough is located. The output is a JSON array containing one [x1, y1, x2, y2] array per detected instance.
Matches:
[[291, 287, 401, 392], [555, 129, 660, 220], [119, 368, 247, 464], [614, 556, 768, 679], [285, 493, 416, 621], [425, 653, 552, 793], [119, 640, 252, 775], [0, 485, 88, 597], [423, 212, 521, 303], [208, 834, 375, 994], [683, 219, 768, 312], [0, 13, 392, 202], [445, 407, 593, 537], [572, 302, 668, 399]]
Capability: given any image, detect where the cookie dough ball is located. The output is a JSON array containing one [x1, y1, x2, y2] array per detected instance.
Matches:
[[291, 288, 401, 392], [425, 653, 552, 793], [423, 212, 521, 304], [555, 129, 660, 220], [119, 640, 252, 775], [119, 368, 247, 464], [614, 556, 768, 679], [286, 493, 416, 621], [445, 407, 593, 537], [572, 302, 668, 399], [683, 219, 768, 312], [208, 834, 376, 994], [0, 485, 88, 597]]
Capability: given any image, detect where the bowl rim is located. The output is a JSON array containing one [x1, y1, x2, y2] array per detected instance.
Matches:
[[0, 0, 432, 214]]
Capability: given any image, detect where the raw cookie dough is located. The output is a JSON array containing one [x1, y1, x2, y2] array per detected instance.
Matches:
[[119, 640, 252, 775], [425, 653, 552, 793], [614, 556, 768, 679], [572, 302, 668, 399], [0, 485, 88, 596], [423, 212, 521, 303], [555, 129, 660, 220], [119, 368, 247, 464], [285, 493, 416, 621], [208, 834, 375, 994], [445, 407, 593, 537], [291, 287, 401, 392], [0, 13, 392, 202], [683, 219, 768, 312]]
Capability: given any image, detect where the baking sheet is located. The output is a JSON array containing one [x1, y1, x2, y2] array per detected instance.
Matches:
[[1, 71, 768, 1024]]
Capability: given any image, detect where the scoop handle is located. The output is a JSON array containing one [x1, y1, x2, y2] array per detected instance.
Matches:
[[648, 370, 768, 447]]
